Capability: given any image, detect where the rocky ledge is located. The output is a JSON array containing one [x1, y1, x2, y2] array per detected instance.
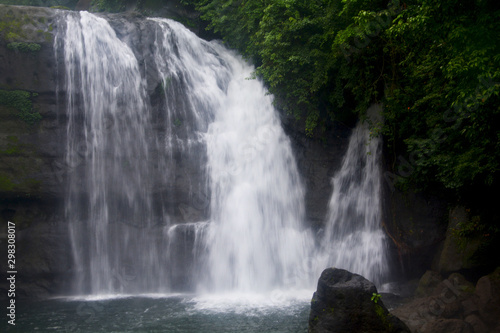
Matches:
[[392, 268, 500, 333]]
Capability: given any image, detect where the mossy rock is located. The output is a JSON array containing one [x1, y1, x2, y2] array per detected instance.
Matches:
[[0, 89, 42, 125], [0, 131, 44, 198], [0, 5, 57, 43], [434, 206, 484, 273]]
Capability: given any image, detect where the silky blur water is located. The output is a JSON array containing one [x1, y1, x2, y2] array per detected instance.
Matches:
[[314, 106, 389, 285], [58, 11, 168, 295], [58, 10, 316, 296]]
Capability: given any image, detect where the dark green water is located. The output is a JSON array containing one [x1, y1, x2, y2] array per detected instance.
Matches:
[[5, 294, 310, 332]]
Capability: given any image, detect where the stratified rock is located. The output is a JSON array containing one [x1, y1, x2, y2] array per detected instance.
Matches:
[[309, 268, 410, 333]]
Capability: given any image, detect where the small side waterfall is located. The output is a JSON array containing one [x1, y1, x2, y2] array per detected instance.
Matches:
[[315, 107, 388, 285]]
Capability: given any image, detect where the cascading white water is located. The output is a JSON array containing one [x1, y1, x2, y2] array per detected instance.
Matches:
[[58, 11, 314, 295], [58, 10, 387, 297], [149, 18, 314, 291], [59, 11, 168, 294], [202, 47, 314, 293], [315, 106, 388, 285], [148, 18, 224, 171]]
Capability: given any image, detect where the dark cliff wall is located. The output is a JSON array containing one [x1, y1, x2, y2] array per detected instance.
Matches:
[[0, 5, 72, 297]]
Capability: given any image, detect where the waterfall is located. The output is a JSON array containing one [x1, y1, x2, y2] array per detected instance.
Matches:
[[58, 12, 221, 295], [59, 12, 164, 294], [149, 18, 314, 292], [57, 10, 387, 297], [58, 11, 313, 295], [315, 106, 388, 285], [202, 41, 313, 293]]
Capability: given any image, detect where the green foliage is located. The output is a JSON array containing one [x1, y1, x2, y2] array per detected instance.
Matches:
[[7, 41, 41, 53], [91, 0, 126, 12], [186, 0, 499, 196], [0, 7, 54, 42], [183, 0, 393, 135], [383, 0, 500, 191], [374, 303, 393, 330], [0, 174, 41, 194], [0, 90, 42, 125], [0, 135, 43, 196], [371, 292, 381, 303], [1, 136, 22, 155], [453, 213, 499, 248], [0, 174, 16, 192]]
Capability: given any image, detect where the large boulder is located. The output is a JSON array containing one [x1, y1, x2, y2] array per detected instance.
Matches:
[[309, 268, 410, 333], [415, 270, 443, 297], [432, 206, 483, 274]]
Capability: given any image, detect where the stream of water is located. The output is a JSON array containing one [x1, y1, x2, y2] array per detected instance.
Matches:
[[315, 108, 389, 286]]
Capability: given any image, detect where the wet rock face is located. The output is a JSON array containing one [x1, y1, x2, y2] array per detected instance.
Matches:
[[0, 5, 210, 298], [381, 185, 448, 279], [282, 117, 351, 228], [3, 5, 347, 226], [1, 8, 210, 218], [308, 268, 410, 333]]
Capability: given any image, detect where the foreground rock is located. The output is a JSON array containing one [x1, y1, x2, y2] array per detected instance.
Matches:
[[309, 268, 410, 333]]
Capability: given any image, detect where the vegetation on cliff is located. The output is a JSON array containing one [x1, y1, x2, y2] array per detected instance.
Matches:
[[0, 90, 41, 125], [177, 0, 500, 194]]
